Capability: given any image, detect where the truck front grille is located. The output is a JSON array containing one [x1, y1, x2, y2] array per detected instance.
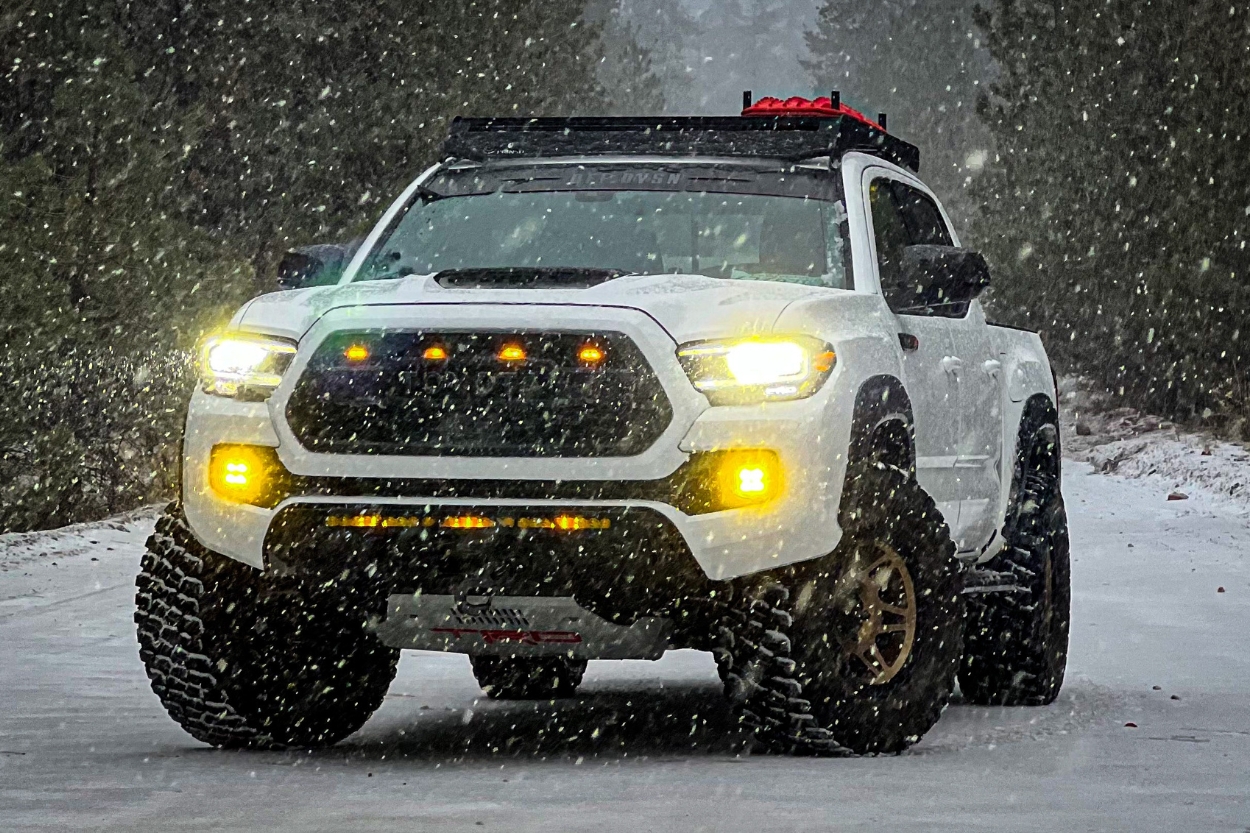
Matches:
[[285, 330, 673, 457]]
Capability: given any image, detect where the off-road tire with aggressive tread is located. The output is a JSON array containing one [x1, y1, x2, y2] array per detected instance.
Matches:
[[960, 422, 1070, 706], [469, 655, 587, 700], [714, 463, 963, 755], [713, 583, 850, 755], [135, 503, 400, 749]]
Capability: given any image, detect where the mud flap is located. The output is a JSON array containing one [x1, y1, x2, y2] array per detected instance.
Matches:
[[373, 594, 672, 660]]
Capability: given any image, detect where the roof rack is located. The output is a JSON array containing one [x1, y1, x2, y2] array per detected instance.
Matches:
[[442, 95, 920, 173]]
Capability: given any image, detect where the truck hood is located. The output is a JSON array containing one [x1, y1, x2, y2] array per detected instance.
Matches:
[[232, 273, 841, 344]]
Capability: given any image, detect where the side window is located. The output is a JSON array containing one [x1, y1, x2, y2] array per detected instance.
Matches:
[[868, 179, 911, 293], [869, 176, 958, 316], [893, 183, 953, 247]]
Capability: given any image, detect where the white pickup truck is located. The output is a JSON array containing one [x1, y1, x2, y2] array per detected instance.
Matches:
[[136, 96, 1069, 756]]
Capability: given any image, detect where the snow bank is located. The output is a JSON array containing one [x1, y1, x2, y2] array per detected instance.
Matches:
[[0, 506, 157, 574], [1058, 379, 1250, 511]]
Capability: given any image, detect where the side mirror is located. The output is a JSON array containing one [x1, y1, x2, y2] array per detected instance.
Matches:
[[887, 245, 991, 315], [275, 242, 358, 290]]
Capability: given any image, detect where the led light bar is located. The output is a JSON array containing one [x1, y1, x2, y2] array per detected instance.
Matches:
[[323, 513, 612, 531]]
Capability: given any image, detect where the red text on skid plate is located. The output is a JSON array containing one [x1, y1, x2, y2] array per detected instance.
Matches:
[[431, 627, 583, 645]]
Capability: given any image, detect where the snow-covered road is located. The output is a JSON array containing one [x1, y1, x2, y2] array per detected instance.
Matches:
[[1, 462, 1247, 832]]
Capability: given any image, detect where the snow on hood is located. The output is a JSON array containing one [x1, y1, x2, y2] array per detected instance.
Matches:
[[231, 273, 840, 344]]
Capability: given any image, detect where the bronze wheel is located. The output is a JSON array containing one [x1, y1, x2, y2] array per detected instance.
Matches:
[[716, 463, 963, 755], [840, 543, 918, 686]]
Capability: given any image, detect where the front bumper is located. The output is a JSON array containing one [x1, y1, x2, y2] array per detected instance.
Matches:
[[182, 305, 854, 582]]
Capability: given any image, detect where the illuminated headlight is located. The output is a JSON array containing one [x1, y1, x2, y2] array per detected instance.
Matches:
[[201, 334, 297, 399], [677, 336, 835, 405]]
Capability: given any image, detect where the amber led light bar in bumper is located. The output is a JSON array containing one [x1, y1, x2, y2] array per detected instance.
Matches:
[[324, 512, 612, 531]]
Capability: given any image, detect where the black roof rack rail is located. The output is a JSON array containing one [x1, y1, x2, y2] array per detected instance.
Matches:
[[441, 116, 920, 173]]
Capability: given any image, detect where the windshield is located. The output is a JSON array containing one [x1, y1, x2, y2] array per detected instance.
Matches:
[[356, 171, 850, 288]]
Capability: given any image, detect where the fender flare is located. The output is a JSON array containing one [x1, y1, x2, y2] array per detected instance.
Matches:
[[840, 375, 916, 521], [1011, 394, 1060, 477], [1002, 393, 1061, 537]]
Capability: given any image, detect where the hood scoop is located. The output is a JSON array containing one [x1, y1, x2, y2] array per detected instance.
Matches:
[[434, 267, 628, 290]]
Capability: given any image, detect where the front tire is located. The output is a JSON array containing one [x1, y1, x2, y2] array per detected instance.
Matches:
[[135, 504, 400, 749], [716, 464, 963, 755]]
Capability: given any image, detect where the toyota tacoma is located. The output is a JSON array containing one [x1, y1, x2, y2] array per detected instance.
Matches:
[[136, 94, 1070, 755]]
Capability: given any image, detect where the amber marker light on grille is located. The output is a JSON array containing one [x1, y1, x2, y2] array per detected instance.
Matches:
[[497, 343, 527, 362], [577, 343, 605, 365], [344, 344, 370, 362], [423, 345, 448, 361]]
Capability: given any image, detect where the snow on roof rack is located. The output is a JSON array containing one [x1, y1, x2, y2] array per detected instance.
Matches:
[[442, 105, 920, 173]]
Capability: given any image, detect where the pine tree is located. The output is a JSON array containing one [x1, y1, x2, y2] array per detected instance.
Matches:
[[803, 0, 992, 230], [585, 0, 668, 113], [0, 0, 620, 530], [669, 0, 817, 113], [973, 0, 1250, 422]]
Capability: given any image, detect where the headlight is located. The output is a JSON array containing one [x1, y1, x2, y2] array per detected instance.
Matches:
[[201, 334, 297, 399], [677, 336, 835, 405]]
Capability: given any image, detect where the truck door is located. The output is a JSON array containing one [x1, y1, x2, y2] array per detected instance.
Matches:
[[865, 175, 960, 529], [945, 303, 1004, 551], [868, 174, 1003, 552]]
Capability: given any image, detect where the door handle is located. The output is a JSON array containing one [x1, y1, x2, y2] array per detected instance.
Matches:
[[982, 359, 1002, 378], [941, 356, 963, 376]]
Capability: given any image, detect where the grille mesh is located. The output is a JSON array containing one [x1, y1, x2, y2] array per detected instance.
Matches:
[[286, 331, 673, 457]]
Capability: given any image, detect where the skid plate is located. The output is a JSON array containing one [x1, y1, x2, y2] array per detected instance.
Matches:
[[374, 594, 672, 660]]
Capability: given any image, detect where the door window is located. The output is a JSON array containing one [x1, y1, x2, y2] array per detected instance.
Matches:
[[868, 178, 959, 316]]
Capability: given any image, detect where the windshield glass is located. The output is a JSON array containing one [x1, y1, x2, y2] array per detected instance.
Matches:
[[356, 170, 850, 288]]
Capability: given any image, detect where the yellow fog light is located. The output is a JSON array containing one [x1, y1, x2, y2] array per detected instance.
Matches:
[[716, 450, 783, 509], [208, 445, 288, 507], [737, 467, 767, 494]]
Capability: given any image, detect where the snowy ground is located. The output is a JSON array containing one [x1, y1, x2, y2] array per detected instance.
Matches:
[[1, 462, 1248, 831]]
